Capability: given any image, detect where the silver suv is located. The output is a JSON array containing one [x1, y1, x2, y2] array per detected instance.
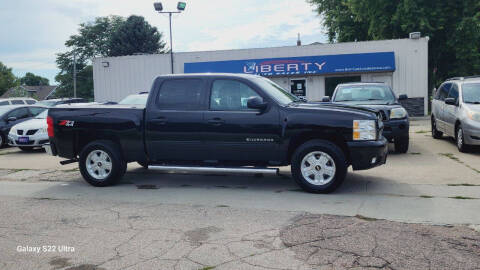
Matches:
[[431, 76, 480, 152]]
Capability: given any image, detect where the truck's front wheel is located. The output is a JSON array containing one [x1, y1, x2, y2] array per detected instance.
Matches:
[[291, 140, 347, 193], [79, 141, 126, 187]]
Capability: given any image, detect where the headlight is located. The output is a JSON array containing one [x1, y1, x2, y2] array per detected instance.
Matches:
[[467, 110, 480, 122], [390, 108, 407, 119], [9, 128, 16, 135], [38, 128, 48, 134], [353, 120, 377, 141]]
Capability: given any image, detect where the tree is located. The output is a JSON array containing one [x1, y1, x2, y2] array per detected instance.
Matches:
[[0, 62, 17, 96], [55, 15, 166, 99], [108, 15, 166, 56], [308, 0, 480, 88], [19, 72, 49, 86]]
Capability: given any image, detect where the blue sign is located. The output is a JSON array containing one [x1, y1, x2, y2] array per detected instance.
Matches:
[[184, 52, 395, 76]]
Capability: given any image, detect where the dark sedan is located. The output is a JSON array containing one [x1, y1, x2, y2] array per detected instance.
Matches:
[[0, 105, 47, 147]]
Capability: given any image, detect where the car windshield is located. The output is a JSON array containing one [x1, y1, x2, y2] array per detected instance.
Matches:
[[334, 85, 395, 104], [0, 107, 11, 116], [462, 83, 480, 104], [34, 110, 48, 119], [252, 77, 300, 105], [37, 100, 58, 107], [118, 95, 148, 105]]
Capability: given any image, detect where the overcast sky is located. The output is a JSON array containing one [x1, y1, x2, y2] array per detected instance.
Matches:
[[0, 0, 326, 84]]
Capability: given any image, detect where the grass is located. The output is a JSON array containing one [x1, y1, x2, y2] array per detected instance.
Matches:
[[409, 152, 422, 155], [420, 195, 434, 198], [216, 205, 230, 208], [415, 130, 430, 134], [448, 196, 477, 200], [439, 153, 480, 174], [199, 267, 215, 270]]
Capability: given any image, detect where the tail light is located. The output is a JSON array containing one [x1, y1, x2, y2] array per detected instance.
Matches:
[[47, 116, 54, 137]]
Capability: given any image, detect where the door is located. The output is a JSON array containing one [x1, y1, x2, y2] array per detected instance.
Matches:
[[145, 78, 208, 161], [325, 76, 361, 97], [203, 79, 281, 162], [443, 83, 459, 136], [433, 83, 451, 132], [290, 78, 306, 98]]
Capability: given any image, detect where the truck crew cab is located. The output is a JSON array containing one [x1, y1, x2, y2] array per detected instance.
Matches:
[[45, 74, 387, 193]]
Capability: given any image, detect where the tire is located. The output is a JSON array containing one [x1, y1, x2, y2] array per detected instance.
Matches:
[[291, 139, 347, 193], [79, 140, 126, 187], [137, 161, 148, 169], [0, 133, 5, 148], [394, 137, 409, 153], [456, 125, 469, 153], [19, 146, 35, 152], [431, 116, 443, 139]]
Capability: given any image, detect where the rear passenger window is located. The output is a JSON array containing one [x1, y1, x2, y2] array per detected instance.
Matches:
[[157, 79, 204, 110], [29, 107, 46, 116], [11, 100, 24, 105], [26, 100, 36, 104]]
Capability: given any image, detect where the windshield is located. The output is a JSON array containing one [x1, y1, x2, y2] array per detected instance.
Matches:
[[333, 85, 395, 104], [37, 100, 57, 107], [0, 107, 11, 116], [34, 110, 48, 119], [252, 77, 300, 105], [462, 83, 480, 104], [119, 95, 148, 105]]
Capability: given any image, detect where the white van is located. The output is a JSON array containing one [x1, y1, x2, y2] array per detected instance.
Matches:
[[0, 98, 37, 106]]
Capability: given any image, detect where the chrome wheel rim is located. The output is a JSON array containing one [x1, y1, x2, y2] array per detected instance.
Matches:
[[457, 129, 463, 149], [86, 150, 112, 180], [300, 151, 336, 185]]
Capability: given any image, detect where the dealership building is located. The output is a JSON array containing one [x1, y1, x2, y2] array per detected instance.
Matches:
[[93, 37, 429, 116]]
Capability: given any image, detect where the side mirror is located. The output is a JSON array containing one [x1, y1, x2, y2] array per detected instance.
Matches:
[[445, 98, 457, 105], [7, 117, 17, 122], [398, 94, 408, 100], [247, 96, 267, 110], [321, 96, 331, 102]]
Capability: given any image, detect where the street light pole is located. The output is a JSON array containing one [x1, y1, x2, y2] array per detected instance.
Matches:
[[73, 51, 77, 98], [154, 2, 186, 74], [169, 12, 174, 74]]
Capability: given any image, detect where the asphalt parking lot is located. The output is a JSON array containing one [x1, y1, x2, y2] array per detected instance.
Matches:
[[1, 119, 479, 270]]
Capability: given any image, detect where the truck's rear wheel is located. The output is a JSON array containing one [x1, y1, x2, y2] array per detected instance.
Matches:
[[291, 140, 347, 193], [79, 140, 126, 187]]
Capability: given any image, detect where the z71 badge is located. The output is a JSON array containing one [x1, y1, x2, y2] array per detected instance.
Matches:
[[59, 120, 75, 127]]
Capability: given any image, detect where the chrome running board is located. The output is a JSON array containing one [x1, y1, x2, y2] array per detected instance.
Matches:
[[148, 165, 279, 175]]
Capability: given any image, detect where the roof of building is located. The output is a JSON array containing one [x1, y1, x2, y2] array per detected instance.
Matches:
[[0, 85, 57, 100]]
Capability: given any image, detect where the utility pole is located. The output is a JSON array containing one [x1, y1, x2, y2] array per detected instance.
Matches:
[[73, 51, 77, 98], [154, 2, 186, 74]]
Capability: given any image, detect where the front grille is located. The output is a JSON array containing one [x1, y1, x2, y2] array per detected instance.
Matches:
[[379, 110, 388, 121], [26, 129, 38, 135], [17, 130, 23, 135]]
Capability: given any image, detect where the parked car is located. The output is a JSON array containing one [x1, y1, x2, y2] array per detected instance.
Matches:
[[118, 92, 149, 105], [8, 109, 49, 151], [323, 82, 409, 153], [45, 74, 388, 193], [0, 98, 37, 106], [0, 105, 47, 148], [431, 76, 480, 152], [37, 98, 86, 107]]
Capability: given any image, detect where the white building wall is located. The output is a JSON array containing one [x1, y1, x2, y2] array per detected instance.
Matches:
[[93, 38, 428, 114]]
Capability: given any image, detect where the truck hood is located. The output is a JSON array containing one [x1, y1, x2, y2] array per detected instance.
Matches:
[[292, 102, 379, 118], [12, 118, 46, 130], [330, 102, 405, 120]]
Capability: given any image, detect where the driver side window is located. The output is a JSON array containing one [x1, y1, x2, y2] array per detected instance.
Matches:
[[210, 80, 260, 111], [7, 108, 30, 120]]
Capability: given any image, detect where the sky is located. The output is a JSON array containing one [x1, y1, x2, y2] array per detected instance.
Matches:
[[0, 0, 327, 84]]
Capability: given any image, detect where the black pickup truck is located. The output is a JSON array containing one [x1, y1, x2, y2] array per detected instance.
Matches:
[[45, 74, 387, 193]]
